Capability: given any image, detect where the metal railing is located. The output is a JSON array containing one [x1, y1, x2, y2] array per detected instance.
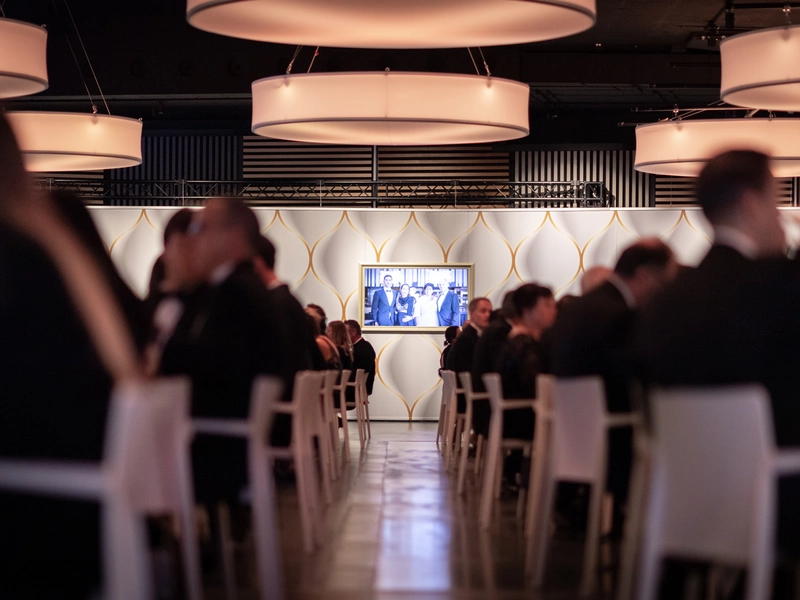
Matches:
[[35, 178, 611, 208]]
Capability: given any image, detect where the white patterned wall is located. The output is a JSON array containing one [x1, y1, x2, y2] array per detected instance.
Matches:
[[90, 206, 800, 420]]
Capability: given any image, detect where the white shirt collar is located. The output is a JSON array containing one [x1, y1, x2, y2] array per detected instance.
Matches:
[[210, 261, 236, 286], [608, 273, 637, 310], [713, 226, 759, 260]]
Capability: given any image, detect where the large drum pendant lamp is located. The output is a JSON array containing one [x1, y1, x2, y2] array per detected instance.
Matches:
[[6, 112, 143, 172], [720, 25, 800, 111], [187, 0, 596, 48], [251, 71, 530, 145], [0, 18, 48, 99], [634, 119, 800, 177]]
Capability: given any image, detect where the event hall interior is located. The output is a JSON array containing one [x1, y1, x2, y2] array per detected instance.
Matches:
[[2, 0, 800, 598]]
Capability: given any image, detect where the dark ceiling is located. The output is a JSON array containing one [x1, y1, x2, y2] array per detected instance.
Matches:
[[3, 0, 797, 146]]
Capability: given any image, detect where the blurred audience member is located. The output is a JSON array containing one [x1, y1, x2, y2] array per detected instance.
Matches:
[[471, 290, 516, 435], [346, 319, 376, 406], [579, 265, 613, 295], [494, 284, 557, 440], [50, 190, 149, 351], [159, 197, 280, 505], [638, 150, 800, 564], [439, 325, 460, 376], [327, 320, 354, 372], [445, 297, 492, 411], [0, 113, 140, 597], [307, 304, 341, 369]]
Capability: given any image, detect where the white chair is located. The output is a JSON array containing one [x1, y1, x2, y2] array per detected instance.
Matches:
[[192, 375, 286, 599], [437, 370, 454, 451], [333, 369, 353, 462], [441, 371, 465, 470], [347, 369, 369, 449], [0, 378, 195, 600], [636, 385, 800, 600], [524, 374, 554, 539], [480, 373, 537, 530], [456, 372, 489, 495], [529, 376, 637, 598], [265, 371, 326, 554], [321, 369, 346, 479]]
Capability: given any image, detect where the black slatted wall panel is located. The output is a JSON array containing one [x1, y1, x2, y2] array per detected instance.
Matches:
[[513, 150, 651, 207], [378, 145, 509, 180], [655, 175, 795, 207], [109, 135, 240, 181], [243, 137, 373, 179]]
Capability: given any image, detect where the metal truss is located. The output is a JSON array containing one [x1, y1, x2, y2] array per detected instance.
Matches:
[[34, 178, 610, 208]]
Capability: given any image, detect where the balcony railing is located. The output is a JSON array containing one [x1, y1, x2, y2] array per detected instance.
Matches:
[[35, 178, 611, 208]]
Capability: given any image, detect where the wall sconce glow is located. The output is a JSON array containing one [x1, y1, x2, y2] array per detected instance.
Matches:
[[0, 18, 48, 98], [721, 25, 800, 111], [6, 112, 143, 172], [187, 0, 595, 48], [251, 72, 530, 145], [634, 119, 800, 177]]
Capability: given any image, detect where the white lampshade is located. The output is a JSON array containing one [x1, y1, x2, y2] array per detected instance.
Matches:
[[251, 72, 530, 145], [187, 0, 595, 48], [6, 112, 143, 172], [721, 25, 800, 111], [634, 119, 800, 177], [0, 18, 48, 99]]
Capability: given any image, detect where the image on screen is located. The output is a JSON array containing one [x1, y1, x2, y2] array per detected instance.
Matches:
[[361, 263, 473, 331]]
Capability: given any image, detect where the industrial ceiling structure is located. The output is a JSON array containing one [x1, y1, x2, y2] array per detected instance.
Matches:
[[3, 1, 797, 147]]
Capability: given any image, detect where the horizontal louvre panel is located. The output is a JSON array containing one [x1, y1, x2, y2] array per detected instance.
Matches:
[[378, 145, 508, 180], [655, 176, 794, 207], [243, 137, 373, 179]]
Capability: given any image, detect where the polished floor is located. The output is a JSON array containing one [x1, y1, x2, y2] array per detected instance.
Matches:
[[268, 421, 596, 600]]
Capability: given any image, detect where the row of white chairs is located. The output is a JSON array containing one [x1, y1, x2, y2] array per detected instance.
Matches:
[[0, 367, 371, 600], [439, 371, 797, 599]]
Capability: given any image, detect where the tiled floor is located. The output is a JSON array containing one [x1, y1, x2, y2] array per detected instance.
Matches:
[[270, 421, 595, 600]]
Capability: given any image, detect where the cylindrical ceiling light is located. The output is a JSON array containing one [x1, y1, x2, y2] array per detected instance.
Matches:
[[6, 112, 143, 172], [187, 0, 596, 48], [0, 18, 48, 99], [251, 72, 530, 145], [634, 119, 800, 177], [721, 25, 800, 111]]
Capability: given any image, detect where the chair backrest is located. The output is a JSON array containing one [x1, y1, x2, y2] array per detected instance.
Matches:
[[250, 375, 284, 436], [441, 370, 457, 406], [481, 372, 504, 412], [132, 377, 192, 512], [337, 369, 351, 392], [291, 370, 326, 439], [650, 385, 774, 563], [550, 376, 607, 482], [536, 374, 554, 413], [460, 371, 487, 402], [321, 369, 339, 409]]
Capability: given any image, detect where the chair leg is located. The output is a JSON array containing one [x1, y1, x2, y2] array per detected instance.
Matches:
[[450, 416, 464, 472], [479, 419, 502, 529], [217, 502, 239, 600], [176, 453, 204, 600], [294, 443, 317, 554], [436, 394, 447, 445], [580, 482, 603, 597], [103, 501, 153, 600], [636, 466, 666, 600], [250, 444, 284, 600], [340, 400, 351, 463], [364, 400, 371, 439], [456, 414, 473, 495], [616, 453, 647, 600], [493, 450, 504, 500], [316, 426, 334, 505], [474, 434, 484, 477], [532, 470, 557, 587], [443, 396, 458, 467]]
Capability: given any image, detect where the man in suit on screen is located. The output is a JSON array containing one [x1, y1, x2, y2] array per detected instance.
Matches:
[[371, 274, 397, 326], [437, 276, 461, 326]]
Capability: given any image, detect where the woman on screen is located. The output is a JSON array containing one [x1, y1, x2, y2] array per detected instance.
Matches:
[[417, 283, 440, 327], [396, 283, 417, 326]]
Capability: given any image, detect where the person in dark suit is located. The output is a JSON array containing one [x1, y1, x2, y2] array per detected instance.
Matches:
[[471, 291, 516, 435], [550, 239, 677, 515], [345, 319, 377, 405], [445, 297, 492, 411], [159, 198, 282, 504], [0, 113, 141, 597], [437, 276, 461, 326], [371, 274, 397, 326], [253, 235, 321, 446], [637, 150, 800, 568]]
